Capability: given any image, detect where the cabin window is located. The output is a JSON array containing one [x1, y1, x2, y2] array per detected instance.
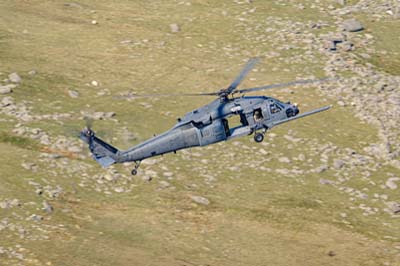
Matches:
[[192, 121, 204, 129], [270, 103, 281, 114]]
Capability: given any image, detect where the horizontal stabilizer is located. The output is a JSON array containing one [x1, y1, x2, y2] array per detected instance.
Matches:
[[94, 156, 116, 168]]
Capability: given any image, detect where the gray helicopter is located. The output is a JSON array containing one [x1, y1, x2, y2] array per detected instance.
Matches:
[[80, 58, 331, 175]]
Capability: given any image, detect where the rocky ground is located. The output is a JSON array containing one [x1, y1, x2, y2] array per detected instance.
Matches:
[[1, 0, 399, 265]]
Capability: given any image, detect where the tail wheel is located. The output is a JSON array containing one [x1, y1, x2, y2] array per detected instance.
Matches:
[[254, 133, 264, 143], [131, 169, 137, 175]]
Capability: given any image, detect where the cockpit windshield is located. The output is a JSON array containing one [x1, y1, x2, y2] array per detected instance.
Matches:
[[269, 103, 282, 114]]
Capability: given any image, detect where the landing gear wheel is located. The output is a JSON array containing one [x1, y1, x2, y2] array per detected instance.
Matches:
[[131, 161, 141, 176], [254, 132, 264, 143]]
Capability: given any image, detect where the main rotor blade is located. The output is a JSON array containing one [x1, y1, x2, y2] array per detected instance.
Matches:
[[237, 77, 335, 94], [114, 92, 218, 99], [225, 57, 260, 94]]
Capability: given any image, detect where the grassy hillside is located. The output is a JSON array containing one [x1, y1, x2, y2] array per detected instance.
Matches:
[[1, 1, 399, 265]]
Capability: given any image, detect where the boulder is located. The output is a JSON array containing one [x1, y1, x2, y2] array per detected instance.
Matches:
[[170, 23, 180, 33], [342, 19, 364, 32], [0, 84, 16, 94], [190, 195, 210, 205], [8, 72, 22, 83], [68, 90, 79, 98]]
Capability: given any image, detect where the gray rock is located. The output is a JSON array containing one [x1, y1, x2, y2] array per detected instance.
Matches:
[[8, 72, 22, 83], [341, 41, 354, 52], [385, 201, 400, 214], [29, 214, 43, 222], [333, 159, 345, 169], [0, 199, 20, 209], [28, 70, 37, 76], [68, 90, 79, 98], [0, 84, 16, 94], [0, 201, 9, 209], [342, 19, 364, 32], [190, 195, 210, 205], [337, 100, 346, 107], [35, 188, 43, 195], [114, 187, 125, 193], [324, 40, 337, 51], [319, 178, 335, 185], [170, 23, 180, 33], [1, 96, 14, 107], [386, 177, 399, 190], [42, 201, 53, 213], [158, 180, 170, 189], [278, 157, 291, 163], [315, 165, 328, 173]]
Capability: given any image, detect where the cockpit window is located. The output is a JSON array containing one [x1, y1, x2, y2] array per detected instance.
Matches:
[[270, 103, 282, 114]]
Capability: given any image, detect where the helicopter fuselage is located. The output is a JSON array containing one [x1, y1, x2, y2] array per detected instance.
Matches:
[[116, 96, 298, 163]]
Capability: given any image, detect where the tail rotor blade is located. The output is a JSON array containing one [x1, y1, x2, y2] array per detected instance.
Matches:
[[84, 116, 94, 130]]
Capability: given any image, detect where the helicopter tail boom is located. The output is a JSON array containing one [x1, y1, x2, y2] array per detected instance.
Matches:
[[80, 129, 119, 168]]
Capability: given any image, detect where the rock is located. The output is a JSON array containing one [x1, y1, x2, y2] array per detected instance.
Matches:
[[278, 157, 291, 163], [8, 72, 22, 83], [386, 177, 399, 190], [328, 250, 336, 257], [341, 41, 354, 52], [35, 188, 43, 195], [1, 96, 14, 107], [104, 112, 116, 118], [337, 100, 346, 107], [190, 195, 210, 205], [342, 19, 364, 32], [158, 181, 170, 189], [29, 214, 43, 222], [0, 201, 9, 209], [141, 175, 152, 182], [91, 20, 98, 25], [114, 187, 125, 193], [42, 201, 53, 213], [0, 84, 16, 94], [28, 70, 37, 76], [103, 173, 115, 182], [0, 87, 12, 94], [320, 179, 335, 185], [333, 159, 345, 169], [91, 80, 99, 86], [0, 199, 21, 209], [68, 90, 79, 98], [315, 165, 328, 173], [337, 0, 345, 5], [170, 23, 180, 33], [385, 201, 400, 214], [21, 162, 37, 171]]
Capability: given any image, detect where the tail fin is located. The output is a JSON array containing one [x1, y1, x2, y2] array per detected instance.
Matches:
[[80, 129, 119, 168]]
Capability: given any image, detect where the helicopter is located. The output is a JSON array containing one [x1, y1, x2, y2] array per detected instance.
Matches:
[[80, 58, 331, 175]]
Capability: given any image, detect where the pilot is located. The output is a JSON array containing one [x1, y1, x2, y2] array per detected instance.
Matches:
[[270, 104, 279, 114], [253, 110, 262, 122]]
